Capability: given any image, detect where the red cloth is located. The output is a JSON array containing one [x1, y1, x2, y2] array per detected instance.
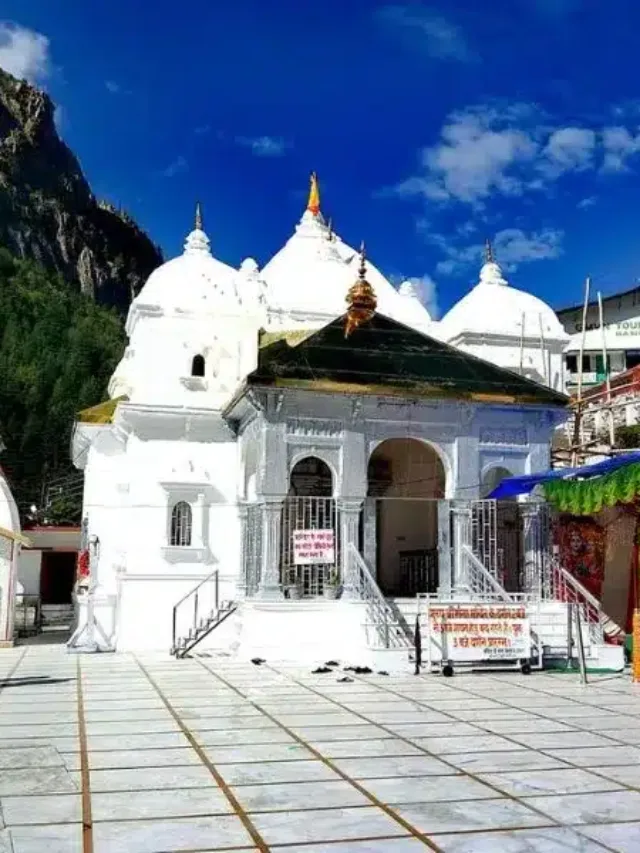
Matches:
[[76, 549, 90, 579]]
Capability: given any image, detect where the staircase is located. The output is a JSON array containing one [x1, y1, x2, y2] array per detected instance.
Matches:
[[170, 569, 237, 658], [344, 543, 414, 650], [549, 558, 625, 644]]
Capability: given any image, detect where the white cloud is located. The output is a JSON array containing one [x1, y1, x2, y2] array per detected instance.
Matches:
[[577, 195, 597, 209], [399, 105, 540, 205], [162, 156, 188, 178], [377, 5, 474, 62], [0, 22, 50, 84], [601, 126, 640, 172], [435, 228, 563, 276], [236, 135, 288, 157], [105, 80, 120, 94], [541, 127, 596, 176], [395, 103, 640, 208]]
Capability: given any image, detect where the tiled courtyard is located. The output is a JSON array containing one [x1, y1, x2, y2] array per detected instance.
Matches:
[[0, 648, 639, 851]]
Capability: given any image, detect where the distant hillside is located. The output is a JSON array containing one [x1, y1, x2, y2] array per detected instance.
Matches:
[[0, 250, 125, 520], [0, 67, 162, 310]]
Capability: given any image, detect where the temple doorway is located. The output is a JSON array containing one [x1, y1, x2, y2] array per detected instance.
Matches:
[[366, 438, 445, 596], [281, 456, 338, 597]]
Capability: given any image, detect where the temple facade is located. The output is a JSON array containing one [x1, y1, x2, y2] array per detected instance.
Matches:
[[69, 177, 579, 664]]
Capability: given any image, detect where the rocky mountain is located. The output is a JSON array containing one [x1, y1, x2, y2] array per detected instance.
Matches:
[[0, 68, 162, 310]]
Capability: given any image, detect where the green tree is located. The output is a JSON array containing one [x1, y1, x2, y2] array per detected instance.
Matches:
[[0, 247, 125, 517]]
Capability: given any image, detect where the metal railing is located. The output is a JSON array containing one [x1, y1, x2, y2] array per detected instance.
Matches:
[[459, 545, 514, 602], [549, 558, 609, 645], [345, 543, 412, 649], [172, 569, 219, 653]]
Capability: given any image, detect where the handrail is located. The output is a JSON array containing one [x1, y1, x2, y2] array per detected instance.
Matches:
[[460, 545, 512, 602], [549, 557, 605, 645], [346, 543, 412, 649], [172, 568, 219, 652], [173, 567, 219, 610], [347, 542, 389, 611], [554, 561, 601, 612]]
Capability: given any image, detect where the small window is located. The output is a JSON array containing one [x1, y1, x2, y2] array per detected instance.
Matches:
[[191, 355, 205, 377], [565, 354, 578, 373], [170, 501, 192, 546]]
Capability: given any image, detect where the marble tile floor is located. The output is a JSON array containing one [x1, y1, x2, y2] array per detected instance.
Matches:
[[1, 647, 640, 850]]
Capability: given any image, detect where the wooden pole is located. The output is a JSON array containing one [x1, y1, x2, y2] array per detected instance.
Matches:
[[539, 313, 547, 385], [572, 277, 591, 466], [598, 291, 615, 448]]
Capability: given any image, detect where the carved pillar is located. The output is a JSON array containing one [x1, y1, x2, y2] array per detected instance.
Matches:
[[437, 499, 452, 596], [257, 499, 284, 599], [236, 503, 249, 598], [339, 499, 363, 599], [451, 503, 472, 596], [362, 498, 377, 573]]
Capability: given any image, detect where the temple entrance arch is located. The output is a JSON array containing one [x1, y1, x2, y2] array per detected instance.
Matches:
[[366, 438, 446, 597], [281, 455, 338, 597], [288, 456, 334, 497]]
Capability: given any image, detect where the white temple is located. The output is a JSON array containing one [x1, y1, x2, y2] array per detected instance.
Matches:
[[70, 175, 610, 670]]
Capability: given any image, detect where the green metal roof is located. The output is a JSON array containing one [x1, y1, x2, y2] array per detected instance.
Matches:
[[250, 314, 568, 407]]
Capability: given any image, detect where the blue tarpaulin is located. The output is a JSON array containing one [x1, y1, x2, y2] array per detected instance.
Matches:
[[488, 451, 640, 499]]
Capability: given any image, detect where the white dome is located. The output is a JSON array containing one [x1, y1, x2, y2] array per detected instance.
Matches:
[[439, 259, 568, 342], [132, 218, 239, 318], [262, 209, 354, 317]]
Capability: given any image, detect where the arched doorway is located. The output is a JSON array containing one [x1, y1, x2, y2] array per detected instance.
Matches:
[[288, 457, 333, 497], [281, 456, 337, 597], [366, 438, 445, 597]]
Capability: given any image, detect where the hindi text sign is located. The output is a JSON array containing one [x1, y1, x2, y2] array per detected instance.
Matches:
[[293, 529, 335, 566], [429, 604, 531, 663]]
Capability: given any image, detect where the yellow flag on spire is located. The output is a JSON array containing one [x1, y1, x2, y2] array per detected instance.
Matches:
[[307, 172, 320, 215]]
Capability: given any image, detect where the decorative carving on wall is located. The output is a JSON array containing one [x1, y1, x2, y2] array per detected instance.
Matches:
[[479, 427, 528, 446], [286, 419, 343, 439]]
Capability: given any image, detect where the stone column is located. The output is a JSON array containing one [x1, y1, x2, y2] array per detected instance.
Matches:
[[236, 503, 249, 598], [339, 500, 363, 599], [436, 499, 452, 597], [450, 503, 472, 596], [362, 498, 377, 574], [257, 499, 284, 599]]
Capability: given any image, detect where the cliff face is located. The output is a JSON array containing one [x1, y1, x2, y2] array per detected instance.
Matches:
[[0, 68, 162, 309]]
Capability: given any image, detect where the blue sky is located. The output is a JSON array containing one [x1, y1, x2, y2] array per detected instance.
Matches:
[[3, 0, 640, 317]]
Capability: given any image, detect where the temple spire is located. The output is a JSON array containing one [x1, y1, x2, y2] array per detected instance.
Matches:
[[307, 172, 320, 215], [484, 238, 494, 264], [345, 241, 377, 338], [195, 201, 203, 231]]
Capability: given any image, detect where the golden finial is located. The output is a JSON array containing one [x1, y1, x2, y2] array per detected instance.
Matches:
[[485, 238, 494, 264], [195, 201, 203, 231], [345, 241, 377, 338], [307, 171, 320, 215]]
